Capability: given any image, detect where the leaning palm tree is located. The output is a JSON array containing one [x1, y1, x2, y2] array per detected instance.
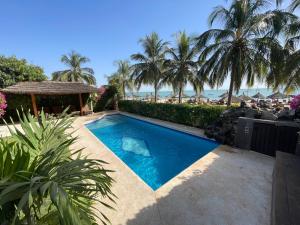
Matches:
[[276, 0, 300, 11], [52, 51, 96, 85], [163, 32, 202, 103], [196, 0, 270, 106], [276, 2, 300, 92], [131, 32, 168, 102], [263, 1, 300, 92], [107, 60, 134, 99]]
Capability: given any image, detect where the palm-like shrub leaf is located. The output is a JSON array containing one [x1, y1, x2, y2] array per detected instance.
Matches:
[[0, 110, 114, 225]]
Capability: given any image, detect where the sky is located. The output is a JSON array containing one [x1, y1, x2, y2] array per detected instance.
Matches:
[[0, 0, 285, 91]]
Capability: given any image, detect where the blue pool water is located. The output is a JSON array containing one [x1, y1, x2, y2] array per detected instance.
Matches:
[[86, 114, 219, 190]]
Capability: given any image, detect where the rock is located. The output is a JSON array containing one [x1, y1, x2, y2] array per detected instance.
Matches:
[[277, 109, 295, 121], [205, 103, 300, 146], [261, 110, 277, 120], [204, 106, 261, 145]]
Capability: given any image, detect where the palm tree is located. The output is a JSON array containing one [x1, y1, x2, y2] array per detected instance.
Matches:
[[196, 0, 270, 106], [107, 60, 134, 99], [163, 31, 202, 103], [52, 51, 96, 85], [0, 110, 114, 225], [264, 1, 300, 92], [131, 32, 168, 102], [276, 0, 300, 11]]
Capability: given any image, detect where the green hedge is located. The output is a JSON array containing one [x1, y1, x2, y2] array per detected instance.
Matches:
[[119, 100, 228, 128]]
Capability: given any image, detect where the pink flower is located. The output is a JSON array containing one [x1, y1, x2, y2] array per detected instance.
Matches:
[[290, 94, 300, 110], [97, 86, 107, 100], [0, 92, 7, 117]]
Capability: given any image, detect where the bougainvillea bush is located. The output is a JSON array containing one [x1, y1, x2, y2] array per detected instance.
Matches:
[[0, 92, 7, 118], [290, 94, 300, 110], [94, 85, 119, 111]]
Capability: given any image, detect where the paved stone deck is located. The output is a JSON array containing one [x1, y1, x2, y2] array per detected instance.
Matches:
[[72, 112, 274, 225]]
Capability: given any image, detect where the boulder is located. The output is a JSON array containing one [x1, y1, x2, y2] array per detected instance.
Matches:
[[205, 104, 261, 145]]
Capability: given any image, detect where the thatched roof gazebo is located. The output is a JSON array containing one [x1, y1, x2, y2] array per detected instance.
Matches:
[[1, 81, 98, 116]]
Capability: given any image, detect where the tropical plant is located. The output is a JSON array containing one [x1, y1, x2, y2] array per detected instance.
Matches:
[[119, 100, 228, 128], [107, 60, 134, 99], [131, 32, 168, 102], [0, 55, 46, 88], [196, 0, 271, 106], [52, 51, 96, 85], [94, 85, 119, 111], [0, 109, 114, 225], [163, 31, 202, 103]]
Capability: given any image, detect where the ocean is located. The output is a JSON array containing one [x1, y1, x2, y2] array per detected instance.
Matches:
[[128, 88, 297, 100]]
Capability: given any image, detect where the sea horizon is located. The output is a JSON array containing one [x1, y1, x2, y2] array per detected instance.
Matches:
[[127, 88, 298, 100]]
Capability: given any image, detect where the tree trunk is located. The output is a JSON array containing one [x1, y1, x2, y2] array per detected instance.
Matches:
[[154, 80, 158, 103], [178, 85, 183, 103], [122, 84, 126, 100], [227, 69, 235, 106]]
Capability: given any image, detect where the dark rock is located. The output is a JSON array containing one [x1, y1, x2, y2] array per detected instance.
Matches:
[[205, 106, 261, 145], [261, 110, 277, 120], [277, 109, 294, 121]]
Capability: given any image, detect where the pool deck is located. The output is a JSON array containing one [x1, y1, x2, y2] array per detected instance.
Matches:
[[72, 111, 274, 225]]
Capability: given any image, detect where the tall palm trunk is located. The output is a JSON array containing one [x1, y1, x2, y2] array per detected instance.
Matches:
[[122, 83, 126, 100], [227, 67, 235, 106], [154, 87, 157, 102], [154, 79, 158, 102], [178, 85, 183, 103]]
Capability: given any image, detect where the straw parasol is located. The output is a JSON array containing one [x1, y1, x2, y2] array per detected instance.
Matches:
[[219, 95, 242, 103], [252, 92, 265, 99], [191, 94, 208, 99], [219, 91, 229, 98], [172, 93, 190, 98], [238, 92, 252, 101], [267, 91, 287, 99]]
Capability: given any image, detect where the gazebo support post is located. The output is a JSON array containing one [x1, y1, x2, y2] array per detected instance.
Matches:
[[30, 94, 38, 117], [79, 93, 83, 116]]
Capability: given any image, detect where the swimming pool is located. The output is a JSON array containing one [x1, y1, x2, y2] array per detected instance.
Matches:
[[86, 114, 219, 190]]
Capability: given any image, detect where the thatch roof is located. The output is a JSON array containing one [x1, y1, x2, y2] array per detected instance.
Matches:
[[1, 81, 98, 95], [239, 92, 252, 101], [171, 93, 190, 98], [191, 94, 208, 99], [219, 95, 242, 103], [267, 91, 287, 99], [252, 92, 265, 99], [219, 91, 229, 98]]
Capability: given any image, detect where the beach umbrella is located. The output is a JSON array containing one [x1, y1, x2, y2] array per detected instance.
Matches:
[[219, 95, 242, 103], [252, 92, 265, 99], [191, 94, 207, 99], [267, 91, 287, 99], [219, 91, 228, 98], [238, 92, 252, 101], [172, 93, 190, 98]]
